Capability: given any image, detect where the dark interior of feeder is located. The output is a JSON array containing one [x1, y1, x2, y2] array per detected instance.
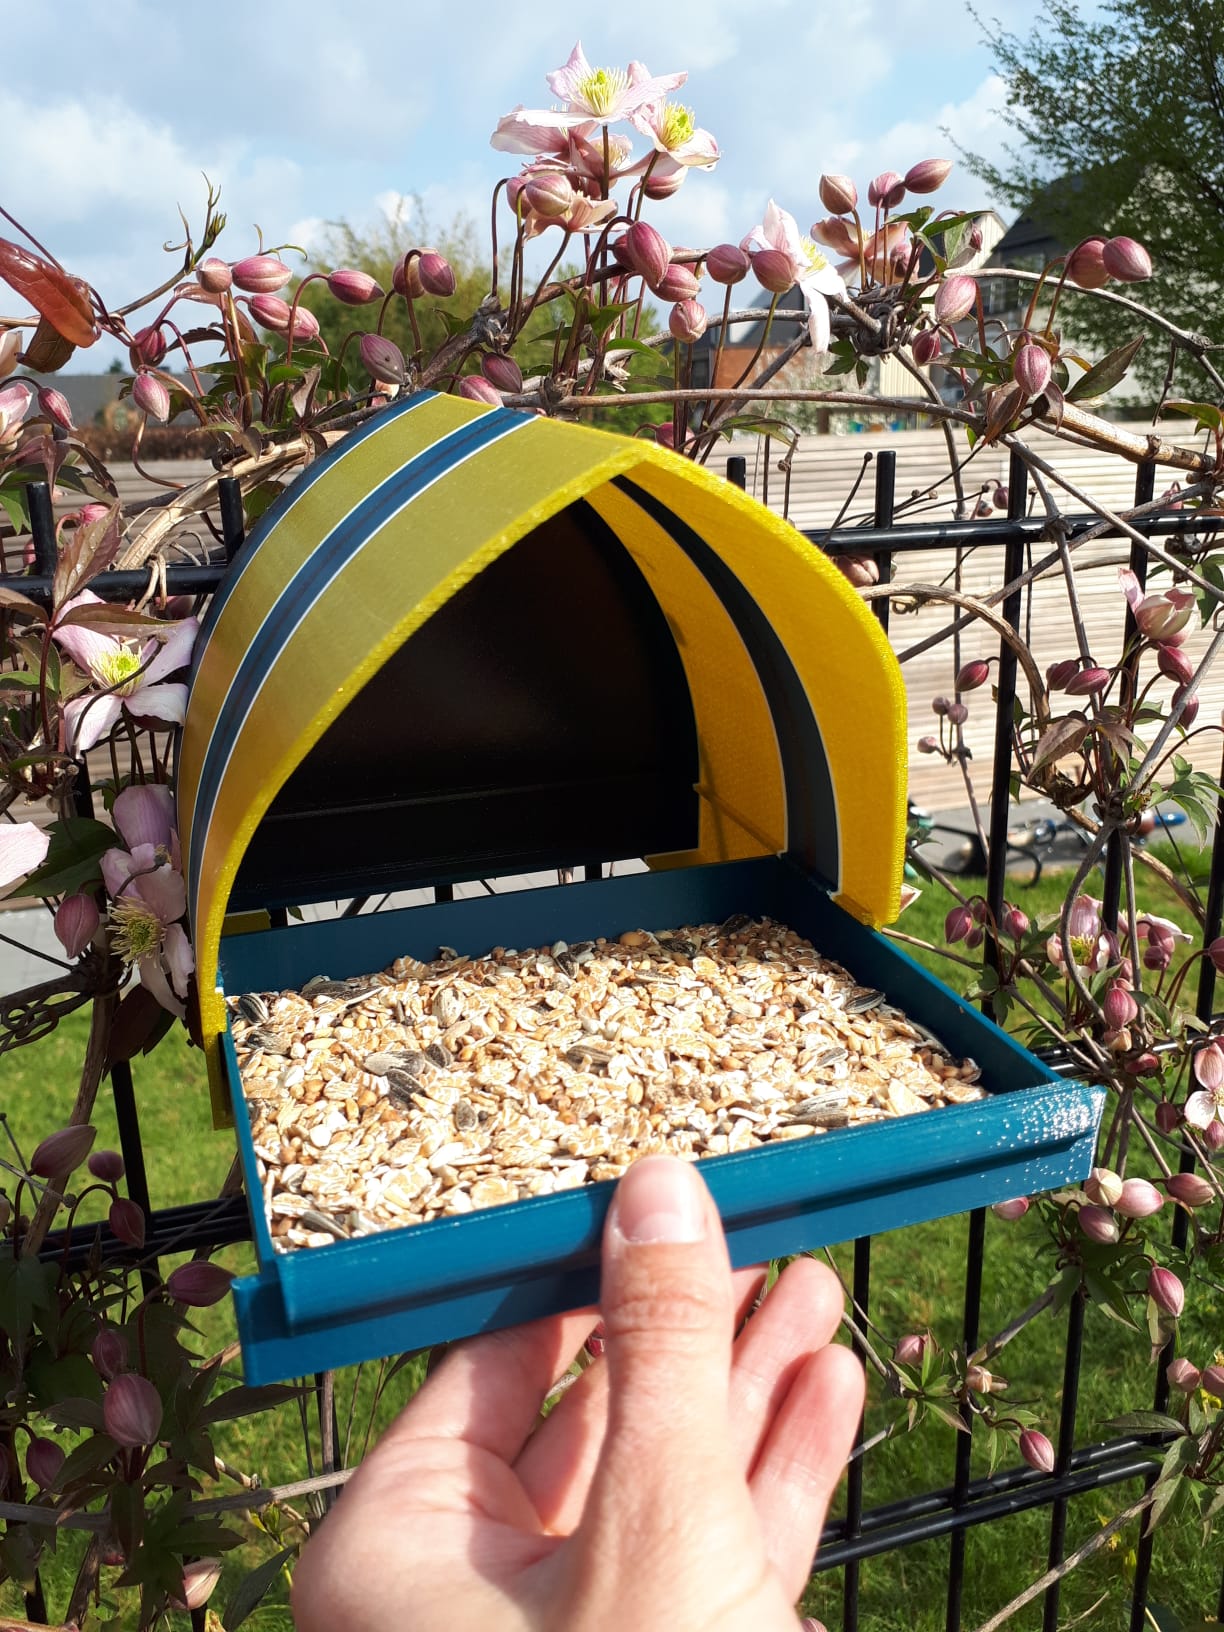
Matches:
[[229, 500, 700, 910]]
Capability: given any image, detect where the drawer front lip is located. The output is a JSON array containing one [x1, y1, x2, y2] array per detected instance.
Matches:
[[220, 856, 1102, 1355]]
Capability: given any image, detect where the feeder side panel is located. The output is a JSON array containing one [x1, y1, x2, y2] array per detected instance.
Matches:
[[587, 480, 786, 863], [179, 392, 456, 862], [619, 462, 907, 926]]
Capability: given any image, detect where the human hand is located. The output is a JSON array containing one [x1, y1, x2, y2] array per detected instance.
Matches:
[[292, 1155, 864, 1631]]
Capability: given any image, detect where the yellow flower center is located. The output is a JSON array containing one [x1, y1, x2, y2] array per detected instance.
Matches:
[[577, 66, 628, 116], [799, 235, 830, 273], [95, 646, 144, 697], [109, 896, 163, 964], [658, 102, 696, 150], [1069, 934, 1096, 966]]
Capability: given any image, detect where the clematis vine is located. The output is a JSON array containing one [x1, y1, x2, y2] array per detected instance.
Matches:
[[101, 783, 193, 1018], [52, 592, 199, 754], [740, 201, 846, 354]]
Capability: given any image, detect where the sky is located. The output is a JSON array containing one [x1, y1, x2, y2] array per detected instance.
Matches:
[[0, 0, 1072, 371]]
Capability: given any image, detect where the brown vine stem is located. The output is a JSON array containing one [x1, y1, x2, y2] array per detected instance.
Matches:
[[859, 582, 1050, 728], [895, 345, 968, 518], [971, 1284, 1059, 1367], [20, 982, 119, 1257], [1063, 806, 1205, 929], [64, 1538, 100, 1629], [969, 1489, 1155, 1632]]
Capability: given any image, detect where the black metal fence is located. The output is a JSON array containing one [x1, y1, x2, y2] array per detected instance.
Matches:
[[10, 442, 1219, 1630]]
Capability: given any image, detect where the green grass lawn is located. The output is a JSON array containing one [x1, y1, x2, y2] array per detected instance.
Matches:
[[3, 857, 1221, 1630]]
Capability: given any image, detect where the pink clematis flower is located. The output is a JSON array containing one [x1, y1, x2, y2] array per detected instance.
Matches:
[[546, 43, 685, 127], [0, 380, 32, 447], [630, 93, 719, 169], [1046, 894, 1116, 971], [1118, 568, 1196, 645], [101, 783, 193, 1018], [491, 108, 573, 157], [740, 201, 846, 354], [52, 592, 199, 755], [1135, 911, 1193, 946], [0, 820, 50, 895]]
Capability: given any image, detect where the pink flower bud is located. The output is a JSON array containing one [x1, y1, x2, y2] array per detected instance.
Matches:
[[643, 165, 686, 200], [945, 904, 974, 944], [1155, 1099, 1180, 1133], [619, 222, 672, 288], [1102, 236, 1152, 283], [912, 329, 942, 366], [1143, 940, 1172, 973], [1065, 665, 1111, 696], [109, 1198, 146, 1248], [523, 170, 576, 219], [1079, 1203, 1119, 1244], [585, 1320, 607, 1358], [1084, 1167, 1124, 1207], [956, 658, 990, 691], [166, 1260, 235, 1307], [966, 1364, 1003, 1394], [905, 158, 954, 195], [992, 1196, 1030, 1221], [933, 275, 977, 324], [248, 294, 317, 339], [1117, 1177, 1164, 1219], [392, 251, 427, 299], [37, 385, 73, 431], [92, 1326, 128, 1380], [326, 268, 382, 305], [30, 1124, 96, 1179], [1173, 687, 1200, 727], [1066, 238, 1110, 290], [831, 553, 879, 588], [457, 375, 502, 405], [129, 325, 167, 369], [358, 332, 407, 386], [1147, 1265, 1184, 1318], [1209, 937, 1224, 973], [894, 1332, 929, 1365], [945, 700, 968, 725], [819, 173, 858, 214], [669, 298, 708, 343], [1194, 1041, 1224, 1091], [54, 892, 99, 959], [231, 255, 292, 295], [26, 1437, 64, 1489], [103, 1372, 163, 1447], [867, 170, 906, 209], [752, 248, 797, 294], [653, 422, 676, 449], [965, 924, 984, 949], [1167, 1357, 1201, 1394], [993, 484, 1009, 509], [177, 1559, 223, 1612], [88, 1149, 124, 1182], [916, 735, 940, 754], [1126, 1051, 1160, 1078], [811, 215, 861, 256], [1158, 643, 1194, 688], [132, 371, 170, 423], [418, 253, 456, 298], [1203, 1364, 1224, 1397], [1045, 658, 1079, 691], [931, 695, 950, 716], [1102, 982, 1138, 1031], [1019, 1428, 1056, 1474], [1205, 1118, 1224, 1152], [800, 1620, 829, 1632], [1002, 905, 1030, 940], [1013, 341, 1052, 397], [705, 242, 750, 285], [482, 354, 523, 394], [197, 258, 232, 294], [654, 263, 701, 302], [1167, 1172, 1213, 1208]]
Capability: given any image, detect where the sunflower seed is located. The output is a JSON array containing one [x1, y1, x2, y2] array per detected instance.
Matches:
[[453, 1099, 478, 1132], [433, 989, 463, 1027], [845, 989, 885, 1014], [426, 1039, 454, 1069], [236, 993, 270, 1025], [300, 1208, 351, 1240]]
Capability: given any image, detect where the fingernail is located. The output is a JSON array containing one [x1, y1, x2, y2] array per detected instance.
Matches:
[[611, 1157, 707, 1244]]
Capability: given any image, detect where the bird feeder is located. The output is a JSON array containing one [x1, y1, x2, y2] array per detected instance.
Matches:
[[178, 391, 1103, 1383]]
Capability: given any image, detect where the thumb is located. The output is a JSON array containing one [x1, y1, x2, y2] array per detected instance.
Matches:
[[595, 1156, 736, 1484]]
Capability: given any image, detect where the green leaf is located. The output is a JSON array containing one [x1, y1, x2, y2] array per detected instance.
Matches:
[[23, 816, 115, 896], [0, 1253, 54, 1341], [1065, 334, 1146, 401], [223, 1546, 295, 1632], [1165, 399, 1224, 433], [57, 1431, 120, 1489], [199, 1382, 306, 1425], [0, 583, 48, 620], [43, 1394, 106, 1431], [1106, 1411, 1185, 1434]]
